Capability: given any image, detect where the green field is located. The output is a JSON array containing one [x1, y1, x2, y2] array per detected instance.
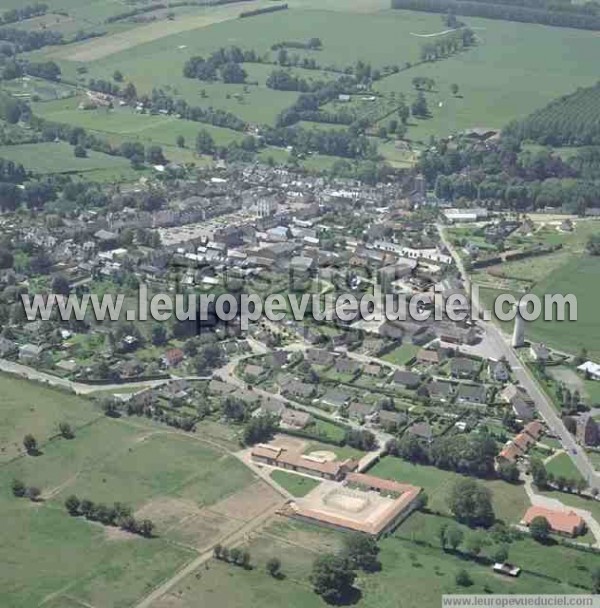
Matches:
[[0, 376, 257, 607], [0, 374, 100, 462], [0, 141, 132, 176], [156, 509, 588, 608], [270, 470, 321, 497], [381, 343, 420, 365], [545, 452, 585, 482], [368, 457, 530, 523]]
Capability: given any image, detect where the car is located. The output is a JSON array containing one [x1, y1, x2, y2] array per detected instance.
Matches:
[[571, 448, 578, 455]]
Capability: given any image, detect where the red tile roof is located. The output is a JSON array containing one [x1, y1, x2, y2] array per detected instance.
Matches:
[[521, 506, 584, 536]]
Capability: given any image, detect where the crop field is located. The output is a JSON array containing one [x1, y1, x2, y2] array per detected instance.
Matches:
[[368, 457, 530, 524], [0, 376, 263, 607], [0, 141, 132, 176]]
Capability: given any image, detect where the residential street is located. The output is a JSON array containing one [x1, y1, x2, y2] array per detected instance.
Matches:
[[437, 224, 600, 490]]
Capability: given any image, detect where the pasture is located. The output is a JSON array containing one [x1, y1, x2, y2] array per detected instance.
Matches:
[[0, 141, 132, 176], [0, 376, 262, 607], [152, 509, 587, 608]]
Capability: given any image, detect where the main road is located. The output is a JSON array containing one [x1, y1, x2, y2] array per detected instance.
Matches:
[[437, 224, 600, 490]]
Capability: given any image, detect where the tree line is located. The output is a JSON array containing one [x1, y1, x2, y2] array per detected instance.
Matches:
[[419, 27, 476, 62], [64, 495, 155, 537], [390, 0, 600, 30], [1, 3, 47, 25]]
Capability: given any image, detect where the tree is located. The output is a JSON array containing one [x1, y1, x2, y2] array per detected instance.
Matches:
[[492, 544, 509, 564], [455, 569, 472, 587], [497, 461, 519, 483], [450, 83, 459, 96], [310, 554, 356, 604], [113, 70, 124, 82], [11, 478, 26, 497], [446, 525, 464, 551], [27, 486, 41, 501], [65, 494, 80, 516], [438, 523, 448, 549], [151, 324, 167, 346], [138, 519, 154, 537], [52, 274, 70, 296], [530, 457, 548, 488], [23, 434, 37, 455], [59, 422, 75, 439], [176, 135, 185, 148], [465, 531, 484, 556], [529, 516, 551, 542], [411, 91, 429, 118], [343, 533, 380, 572], [448, 479, 495, 528], [586, 234, 600, 256], [74, 145, 87, 158], [229, 547, 242, 564], [145, 145, 165, 165], [592, 566, 600, 594], [214, 543, 223, 559], [196, 129, 215, 155], [266, 557, 281, 577], [240, 550, 251, 569]]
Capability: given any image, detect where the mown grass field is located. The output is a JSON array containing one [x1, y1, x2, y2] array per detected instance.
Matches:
[[0, 141, 132, 176], [368, 457, 530, 524], [545, 452, 585, 482], [0, 376, 256, 607], [270, 470, 321, 496], [0, 374, 100, 462]]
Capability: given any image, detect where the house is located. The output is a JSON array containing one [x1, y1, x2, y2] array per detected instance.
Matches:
[[439, 326, 479, 345], [576, 414, 599, 446], [407, 421, 433, 443], [450, 357, 479, 379], [512, 396, 535, 422], [306, 348, 334, 367], [245, 364, 264, 378], [497, 442, 522, 464], [512, 431, 535, 453], [530, 343, 550, 362], [321, 389, 351, 409], [348, 401, 377, 421], [281, 408, 312, 429], [489, 360, 510, 382], [423, 381, 454, 402], [270, 350, 289, 368], [378, 409, 407, 431], [334, 357, 359, 375], [457, 384, 487, 405], [523, 420, 544, 441], [521, 506, 585, 537], [0, 337, 17, 358], [18, 343, 44, 362], [162, 348, 184, 368], [363, 363, 382, 377], [255, 399, 285, 418], [284, 380, 316, 400], [392, 370, 421, 389], [416, 348, 441, 366]]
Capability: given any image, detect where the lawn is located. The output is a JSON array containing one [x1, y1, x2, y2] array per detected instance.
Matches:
[[0, 142, 132, 176], [545, 452, 584, 482], [368, 457, 530, 524], [0, 374, 100, 462], [382, 343, 420, 366], [270, 470, 321, 497]]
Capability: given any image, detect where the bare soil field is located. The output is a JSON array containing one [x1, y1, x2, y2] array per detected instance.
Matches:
[[136, 480, 282, 550]]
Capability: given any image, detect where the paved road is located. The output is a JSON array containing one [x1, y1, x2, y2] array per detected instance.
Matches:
[[437, 224, 600, 490]]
